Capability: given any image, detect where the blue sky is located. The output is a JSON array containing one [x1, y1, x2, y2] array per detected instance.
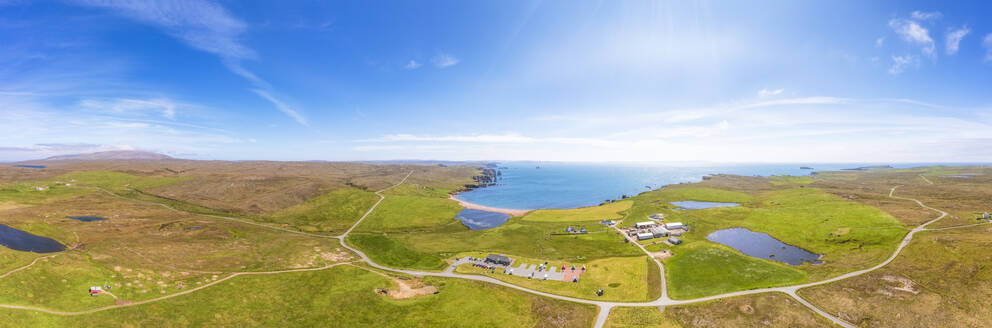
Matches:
[[2, 0, 991, 162]]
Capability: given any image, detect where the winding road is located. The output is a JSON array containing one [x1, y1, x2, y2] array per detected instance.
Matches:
[[0, 171, 976, 328]]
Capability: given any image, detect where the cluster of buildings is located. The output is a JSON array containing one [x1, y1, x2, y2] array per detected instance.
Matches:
[[624, 214, 686, 245]]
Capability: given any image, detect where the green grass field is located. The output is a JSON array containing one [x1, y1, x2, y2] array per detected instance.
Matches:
[[355, 195, 463, 232], [631, 186, 907, 281], [58, 171, 186, 192], [346, 234, 446, 270], [455, 254, 654, 301], [391, 219, 643, 262], [664, 244, 807, 299], [523, 201, 632, 222], [266, 188, 379, 233], [769, 175, 815, 185], [0, 265, 598, 327]]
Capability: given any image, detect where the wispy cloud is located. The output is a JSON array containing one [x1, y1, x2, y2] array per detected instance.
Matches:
[[431, 53, 459, 68], [875, 37, 885, 48], [75, 0, 253, 60], [888, 55, 918, 75], [80, 97, 182, 119], [888, 18, 935, 57], [354, 97, 992, 162], [757, 88, 783, 97], [75, 0, 306, 125], [910, 10, 942, 21], [250, 89, 308, 126], [984, 34, 992, 62], [404, 60, 422, 69], [945, 26, 970, 55]]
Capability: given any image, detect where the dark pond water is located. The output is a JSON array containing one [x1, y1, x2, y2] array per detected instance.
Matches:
[[65, 216, 107, 222], [670, 200, 739, 209], [706, 228, 821, 265], [0, 224, 65, 253], [455, 209, 510, 230], [13, 165, 45, 169]]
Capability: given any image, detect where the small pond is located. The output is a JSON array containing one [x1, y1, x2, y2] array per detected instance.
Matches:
[[66, 216, 107, 222], [0, 224, 65, 253], [13, 165, 45, 169], [455, 209, 510, 230], [706, 228, 821, 265], [670, 201, 739, 210]]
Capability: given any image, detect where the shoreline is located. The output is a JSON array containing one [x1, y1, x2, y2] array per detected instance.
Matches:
[[449, 195, 531, 217]]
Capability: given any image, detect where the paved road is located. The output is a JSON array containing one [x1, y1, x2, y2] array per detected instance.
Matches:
[[0, 172, 964, 328]]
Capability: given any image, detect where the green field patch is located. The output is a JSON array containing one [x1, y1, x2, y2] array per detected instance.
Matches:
[[605, 306, 682, 327], [266, 188, 379, 233], [391, 219, 642, 262], [347, 233, 446, 270], [623, 187, 755, 223], [665, 244, 806, 299], [769, 175, 815, 185], [454, 253, 654, 301], [356, 195, 462, 232], [523, 201, 632, 222], [381, 183, 450, 198], [0, 265, 597, 327], [0, 182, 92, 205], [58, 171, 186, 192]]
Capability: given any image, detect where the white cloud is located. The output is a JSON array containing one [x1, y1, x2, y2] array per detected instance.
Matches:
[[250, 89, 308, 126], [757, 88, 784, 97], [875, 37, 885, 48], [75, 0, 307, 125], [352, 97, 992, 163], [984, 34, 992, 62], [404, 60, 422, 69], [75, 0, 253, 59], [888, 55, 918, 75], [910, 11, 942, 21], [431, 53, 459, 68], [888, 19, 935, 57], [945, 26, 970, 55], [80, 97, 181, 119]]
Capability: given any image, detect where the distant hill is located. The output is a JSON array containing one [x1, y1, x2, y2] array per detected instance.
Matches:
[[43, 150, 173, 161]]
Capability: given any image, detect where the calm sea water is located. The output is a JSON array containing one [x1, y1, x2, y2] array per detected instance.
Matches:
[[454, 162, 963, 210]]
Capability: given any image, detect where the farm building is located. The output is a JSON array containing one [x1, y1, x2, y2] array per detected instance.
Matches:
[[665, 222, 684, 230], [637, 232, 655, 240], [649, 213, 664, 220], [635, 221, 655, 228], [485, 254, 512, 266], [668, 238, 682, 245], [649, 226, 670, 237], [984, 212, 990, 219]]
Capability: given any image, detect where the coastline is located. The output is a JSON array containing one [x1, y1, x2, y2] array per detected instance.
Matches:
[[449, 195, 531, 217]]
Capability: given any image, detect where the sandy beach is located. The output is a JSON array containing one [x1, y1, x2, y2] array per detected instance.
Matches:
[[449, 195, 532, 217]]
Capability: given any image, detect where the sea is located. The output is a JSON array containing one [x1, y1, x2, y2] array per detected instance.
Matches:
[[453, 162, 981, 210]]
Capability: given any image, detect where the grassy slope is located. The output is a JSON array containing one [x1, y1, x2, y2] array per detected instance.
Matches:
[[356, 195, 463, 232], [523, 201, 632, 222], [265, 188, 379, 233], [456, 254, 653, 301], [346, 234, 446, 270], [664, 244, 806, 299], [0, 265, 598, 327]]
